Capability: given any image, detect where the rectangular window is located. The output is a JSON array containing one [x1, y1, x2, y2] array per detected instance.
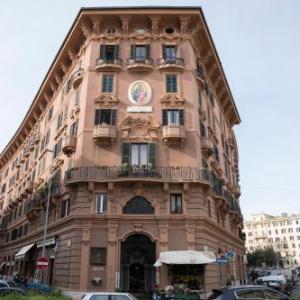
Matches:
[[131, 45, 150, 62], [122, 143, 156, 167], [53, 139, 62, 159], [90, 247, 106, 265], [94, 109, 116, 125], [57, 113, 63, 130], [166, 74, 177, 93], [102, 74, 114, 93], [162, 109, 184, 126], [200, 122, 206, 137], [170, 194, 182, 214], [70, 121, 78, 136], [163, 46, 176, 61], [95, 193, 107, 214], [48, 107, 53, 121], [60, 199, 70, 218], [100, 45, 119, 61]]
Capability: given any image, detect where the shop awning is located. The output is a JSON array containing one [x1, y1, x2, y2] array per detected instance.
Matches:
[[15, 243, 35, 260], [154, 250, 216, 267]]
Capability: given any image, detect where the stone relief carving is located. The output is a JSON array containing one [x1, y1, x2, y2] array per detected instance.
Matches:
[[120, 116, 160, 141], [95, 94, 119, 107]]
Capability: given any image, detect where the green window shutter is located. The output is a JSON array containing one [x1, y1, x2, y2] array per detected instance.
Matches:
[[145, 45, 150, 59], [148, 143, 157, 166], [162, 110, 168, 126], [122, 143, 130, 164], [95, 109, 101, 125], [114, 45, 119, 58], [179, 110, 184, 125], [100, 45, 105, 59], [162, 45, 166, 59], [111, 110, 117, 125], [130, 45, 135, 59]]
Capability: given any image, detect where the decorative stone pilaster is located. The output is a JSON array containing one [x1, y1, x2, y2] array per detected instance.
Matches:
[[81, 23, 92, 39], [107, 222, 118, 290], [121, 17, 130, 36], [79, 226, 91, 289], [186, 221, 195, 250], [91, 17, 102, 36], [180, 16, 189, 36], [68, 49, 76, 62], [151, 16, 160, 37]]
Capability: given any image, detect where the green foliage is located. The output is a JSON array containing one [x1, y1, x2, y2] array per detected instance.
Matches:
[[2, 290, 71, 300], [247, 247, 280, 267]]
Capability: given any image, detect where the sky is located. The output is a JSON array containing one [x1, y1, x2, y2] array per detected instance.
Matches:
[[0, 0, 299, 219]]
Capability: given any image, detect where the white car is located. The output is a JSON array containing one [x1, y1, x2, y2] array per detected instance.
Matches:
[[0, 280, 9, 288], [82, 292, 138, 300], [256, 275, 287, 285]]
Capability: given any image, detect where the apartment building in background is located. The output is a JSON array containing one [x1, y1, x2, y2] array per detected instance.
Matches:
[[244, 213, 300, 267], [0, 7, 244, 293]]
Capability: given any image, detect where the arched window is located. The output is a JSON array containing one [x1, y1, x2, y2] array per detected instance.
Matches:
[[123, 196, 154, 214]]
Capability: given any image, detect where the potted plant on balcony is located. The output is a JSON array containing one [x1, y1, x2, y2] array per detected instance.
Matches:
[[118, 163, 129, 177]]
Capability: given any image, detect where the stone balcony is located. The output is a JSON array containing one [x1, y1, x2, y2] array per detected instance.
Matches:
[[201, 137, 213, 156], [72, 69, 84, 88], [93, 124, 116, 145], [62, 135, 77, 156], [126, 58, 154, 71], [162, 125, 186, 146], [95, 58, 122, 71], [157, 57, 185, 71]]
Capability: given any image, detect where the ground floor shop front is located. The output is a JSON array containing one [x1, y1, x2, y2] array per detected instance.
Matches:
[[0, 216, 245, 294]]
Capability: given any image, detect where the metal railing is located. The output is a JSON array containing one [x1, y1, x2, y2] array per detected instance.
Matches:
[[96, 58, 122, 66], [64, 166, 211, 184], [127, 58, 154, 65], [158, 57, 184, 66]]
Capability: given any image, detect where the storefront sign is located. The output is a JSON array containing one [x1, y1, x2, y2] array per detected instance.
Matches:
[[36, 237, 56, 248], [127, 106, 152, 113]]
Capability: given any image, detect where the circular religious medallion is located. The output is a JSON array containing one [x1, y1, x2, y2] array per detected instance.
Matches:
[[128, 80, 152, 105]]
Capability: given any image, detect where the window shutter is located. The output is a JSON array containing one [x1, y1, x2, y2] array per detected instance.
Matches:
[[162, 45, 166, 59], [100, 45, 105, 59], [114, 45, 119, 58], [130, 45, 135, 59], [162, 110, 167, 126], [103, 194, 107, 212], [94, 109, 101, 125], [148, 143, 157, 166], [145, 45, 150, 59], [111, 110, 117, 125], [179, 109, 184, 125], [122, 143, 130, 164]]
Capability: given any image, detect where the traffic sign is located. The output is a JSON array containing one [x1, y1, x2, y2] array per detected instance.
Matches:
[[36, 256, 49, 270]]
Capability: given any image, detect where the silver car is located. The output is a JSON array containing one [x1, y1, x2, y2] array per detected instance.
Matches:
[[82, 292, 138, 300]]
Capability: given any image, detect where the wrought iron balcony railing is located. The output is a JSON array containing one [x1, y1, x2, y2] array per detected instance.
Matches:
[[64, 166, 211, 184]]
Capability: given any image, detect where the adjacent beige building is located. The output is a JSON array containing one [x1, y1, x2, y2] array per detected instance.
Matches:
[[0, 7, 244, 293], [244, 213, 300, 268]]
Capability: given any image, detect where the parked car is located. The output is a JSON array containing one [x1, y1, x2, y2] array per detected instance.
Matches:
[[0, 287, 26, 296], [206, 285, 292, 299], [256, 277, 291, 295], [0, 279, 26, 293], [269, 269, 296, 285], [81, 292, 138, 300]]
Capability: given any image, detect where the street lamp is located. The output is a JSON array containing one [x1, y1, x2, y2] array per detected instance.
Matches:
[[39, 149, 53, 283]]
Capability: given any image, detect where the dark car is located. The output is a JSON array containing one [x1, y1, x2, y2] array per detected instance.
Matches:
[[207, 285, 292, 299], [0, 286, 26, 296]]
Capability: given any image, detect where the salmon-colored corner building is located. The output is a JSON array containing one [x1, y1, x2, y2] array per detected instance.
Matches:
[[0, 6, 245, 295]]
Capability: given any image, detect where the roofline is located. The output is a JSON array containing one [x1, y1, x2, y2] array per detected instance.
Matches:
[[0, 6, 241, 167]]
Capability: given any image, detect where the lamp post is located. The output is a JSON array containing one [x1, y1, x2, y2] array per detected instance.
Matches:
[[39, 149, 53, 283]]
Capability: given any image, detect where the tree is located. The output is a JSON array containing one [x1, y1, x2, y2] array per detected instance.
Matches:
[[247, 247, 280, 267]]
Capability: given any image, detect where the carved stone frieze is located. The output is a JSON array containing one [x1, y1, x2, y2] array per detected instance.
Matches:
[[160, 93, 185, 109], [95, 94, 119, 107], [120, 116, 160, 142]]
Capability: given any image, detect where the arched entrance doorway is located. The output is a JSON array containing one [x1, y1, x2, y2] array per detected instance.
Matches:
[[120, 234, 156, 293]]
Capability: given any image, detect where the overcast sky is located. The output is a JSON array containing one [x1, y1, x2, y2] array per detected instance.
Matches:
[[0, 0, 299, 219]]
